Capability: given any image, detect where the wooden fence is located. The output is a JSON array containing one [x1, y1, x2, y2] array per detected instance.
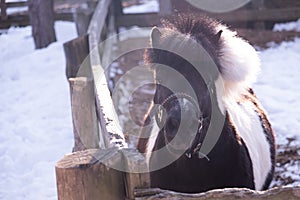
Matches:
[[56, 0, 300, 199], [0, 0, 74, 29]]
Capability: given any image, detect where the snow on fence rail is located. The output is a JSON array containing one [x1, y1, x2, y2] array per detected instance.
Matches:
[[56, 0, 300, 199]]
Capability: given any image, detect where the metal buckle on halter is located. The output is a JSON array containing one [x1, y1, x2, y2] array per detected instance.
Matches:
[[185, 143, 210, 161], [185, 117, 210, 161]]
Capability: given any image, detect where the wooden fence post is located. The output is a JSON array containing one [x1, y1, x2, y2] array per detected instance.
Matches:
[[63, 35, 100, 151], [74, 8, 93, 36], [0, 0, 7, 20], [64, 35, 91, 79], [56, 148, 126, 200], [252, 0, 266, 29], [28, 0, 57, 49], [122, 148, 150, 199], [69, 77, 100, 151]]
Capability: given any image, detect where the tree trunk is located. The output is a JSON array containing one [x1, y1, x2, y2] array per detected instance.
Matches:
[[28, 0, 56, 49]]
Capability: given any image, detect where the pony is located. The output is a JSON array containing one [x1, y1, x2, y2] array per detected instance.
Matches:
[[137, 14, 276, 193]]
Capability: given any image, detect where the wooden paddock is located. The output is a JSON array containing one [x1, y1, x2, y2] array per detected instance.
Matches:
[[0, 0, 75, 29], [56, 0, 300, 199]]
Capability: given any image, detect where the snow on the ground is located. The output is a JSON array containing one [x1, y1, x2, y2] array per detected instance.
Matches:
[[123, 0, 159, 14], [255, 38, 300, 146], [0, 22, 76, 200], [273, 19, 300, 32], [254, 38, 300, 187]]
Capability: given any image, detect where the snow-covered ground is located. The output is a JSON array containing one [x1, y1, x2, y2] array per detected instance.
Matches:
[[0, 10, 299, 200], [273, 19, 300, 32], [0, 22, 76, 200], [254, 38, 300, 187], [255, 39, 300, 146]]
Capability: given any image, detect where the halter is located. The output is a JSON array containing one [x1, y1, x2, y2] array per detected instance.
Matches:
[[155, 92, 210, 161]]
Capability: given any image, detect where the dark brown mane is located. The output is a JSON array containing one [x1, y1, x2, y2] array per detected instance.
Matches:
[[144, 13, 223, 70]]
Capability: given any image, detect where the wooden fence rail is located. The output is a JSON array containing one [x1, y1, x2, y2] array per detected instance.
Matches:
[[116, 7, 300, 28]]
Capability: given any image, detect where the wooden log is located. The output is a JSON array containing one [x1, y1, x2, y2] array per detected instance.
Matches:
[[63, 35, 91, 79], [0, 0, 7, 20], [135, 186, 300, 200], [56, 148, 126, 200], [122, 148, 150, 199], [69, 77, 100, 151]]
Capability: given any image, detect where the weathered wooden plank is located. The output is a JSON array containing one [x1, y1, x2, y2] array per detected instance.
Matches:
[[69, 77, 100, 151], [212, 7, 300, 22], [101, 11, 116, 80], [63, 34, 90, 79], [56, 148, 126, 200], [88, 0, 127, 149], [6, 1, 28, 8], [122, 148, 150, 199], [265, 0, 300, 9], [236, 29, 300, 47], [116, 7, 300, 27], [115, 13, 160, 27], [87, 0, 111, 47], [0, 11, 73, 29], [73, 8, 93, 36], [135, 186, 300, 200]]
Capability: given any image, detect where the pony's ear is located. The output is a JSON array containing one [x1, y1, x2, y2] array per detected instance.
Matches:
[[214, 30, 223, 42], [150, 27, 162, 47]]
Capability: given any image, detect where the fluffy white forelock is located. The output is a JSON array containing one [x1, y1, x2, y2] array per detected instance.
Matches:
[[217, 25, 260, 98]]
